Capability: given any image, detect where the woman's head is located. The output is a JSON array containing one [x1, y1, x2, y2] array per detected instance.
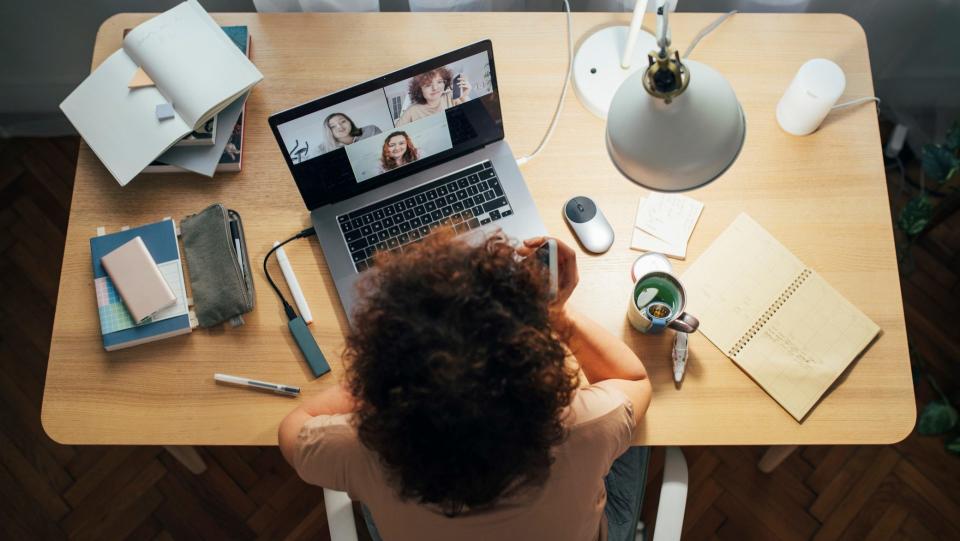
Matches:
[[380, 132, 419, 170], [345, 232, 578, 516], [324, 113, 362, 148], [408, 67, 453, 105]]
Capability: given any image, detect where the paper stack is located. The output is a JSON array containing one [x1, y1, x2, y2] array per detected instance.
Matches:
[[60, 0, 262, 186], [630, 193, 704, 259]]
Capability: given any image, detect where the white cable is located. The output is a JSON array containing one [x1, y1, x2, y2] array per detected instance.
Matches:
[[832, 96, 881, 110], [516, 0, 572, 167], [683, 10, 737, 59]]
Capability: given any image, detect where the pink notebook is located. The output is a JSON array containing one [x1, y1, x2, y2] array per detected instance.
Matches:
[[100, 236, 176, 323]]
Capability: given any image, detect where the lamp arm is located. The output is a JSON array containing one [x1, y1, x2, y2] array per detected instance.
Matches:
[[655, 0, 671, 56], [621, 0, 649, 69]]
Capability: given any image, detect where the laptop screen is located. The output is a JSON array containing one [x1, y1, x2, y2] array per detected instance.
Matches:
[[269, 41, 503, 210]]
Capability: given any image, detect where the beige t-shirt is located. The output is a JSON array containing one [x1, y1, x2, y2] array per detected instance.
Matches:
[[396, 93, 455, 126], [293, 381, 635, 541]]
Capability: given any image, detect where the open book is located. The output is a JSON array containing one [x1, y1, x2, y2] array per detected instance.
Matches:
[[682, 213, 881, 421], [60, 0, 262, 186]]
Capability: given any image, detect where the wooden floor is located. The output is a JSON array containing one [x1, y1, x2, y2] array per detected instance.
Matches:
[[1, 137, 958, 540]]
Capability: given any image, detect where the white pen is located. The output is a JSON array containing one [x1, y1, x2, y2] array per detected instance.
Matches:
[[273, 241, 313, 324], [214, 373, 300, 397]]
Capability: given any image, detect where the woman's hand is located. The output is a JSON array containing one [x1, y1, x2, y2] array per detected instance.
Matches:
[[517, 237, 579, 321], [456, 74, 472, 102]]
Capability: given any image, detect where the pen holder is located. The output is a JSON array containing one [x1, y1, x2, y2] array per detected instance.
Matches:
[[180, 203, 255, 327]]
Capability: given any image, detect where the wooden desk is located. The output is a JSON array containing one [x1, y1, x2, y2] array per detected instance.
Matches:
[[42, 12, 914, 447]]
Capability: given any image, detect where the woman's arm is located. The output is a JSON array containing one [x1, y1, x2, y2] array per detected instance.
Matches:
[[278, 384, 357, 466], [518, 237, 652, 424], [560, 307, 652, 423]]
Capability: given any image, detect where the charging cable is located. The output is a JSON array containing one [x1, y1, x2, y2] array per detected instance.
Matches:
[[263, 227, 331, 378], [832, 96, 880, 110], [263, 226, 316, 321], [516, 0, 572, 167]]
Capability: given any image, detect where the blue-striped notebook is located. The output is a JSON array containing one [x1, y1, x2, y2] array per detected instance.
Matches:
[[90, 219, 192, 351]]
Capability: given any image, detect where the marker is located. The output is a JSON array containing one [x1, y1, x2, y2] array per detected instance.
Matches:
[[273, 241, 313, 325], [229, 220, 245, 276], [672, 332, 688, 389], [214, 373, 300, 397]]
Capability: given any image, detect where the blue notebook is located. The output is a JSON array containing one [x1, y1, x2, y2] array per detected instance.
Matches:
[[90, 219, 192, 351]]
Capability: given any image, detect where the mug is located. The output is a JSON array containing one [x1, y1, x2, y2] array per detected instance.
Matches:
[[627, 271, 699, 334]]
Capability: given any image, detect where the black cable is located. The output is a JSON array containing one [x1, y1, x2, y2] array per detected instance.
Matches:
[[263, 227, 316, 321]]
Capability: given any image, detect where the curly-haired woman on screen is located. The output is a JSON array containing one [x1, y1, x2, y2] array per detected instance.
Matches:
[[397, 67, 472, 126], [379, 131, 420, 172]]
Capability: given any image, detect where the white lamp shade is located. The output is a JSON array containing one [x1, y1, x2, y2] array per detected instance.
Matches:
[[606, 59, 746, 192]]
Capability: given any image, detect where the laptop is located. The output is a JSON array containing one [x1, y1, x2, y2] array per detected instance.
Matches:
[[268, 40, 547, 320]]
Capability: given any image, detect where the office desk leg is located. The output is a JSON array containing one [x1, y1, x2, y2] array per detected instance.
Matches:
[[758, 445, 798, 473], [165, 445, 207, 474]]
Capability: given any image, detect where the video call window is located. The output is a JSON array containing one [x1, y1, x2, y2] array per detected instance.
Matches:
[[276, 50, 493, 177]]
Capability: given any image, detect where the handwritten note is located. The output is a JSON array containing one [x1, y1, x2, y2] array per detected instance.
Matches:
[[630, 193, 704, 259]]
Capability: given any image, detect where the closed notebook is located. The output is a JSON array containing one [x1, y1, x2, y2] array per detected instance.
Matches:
[[90, 219, 191, 351], [100, 236, 176, 323], [682, 213, 881, 421]]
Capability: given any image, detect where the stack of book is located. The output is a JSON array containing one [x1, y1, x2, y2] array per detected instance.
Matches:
[[143, 25, 252, 175], [90, 219, 193, 351], [60, 1, 262, 186]]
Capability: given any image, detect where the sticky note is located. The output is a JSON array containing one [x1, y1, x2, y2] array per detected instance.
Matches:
[[630, 194, 704, 259], [155, 103, 175, 121], [128, 67, 155, 88]]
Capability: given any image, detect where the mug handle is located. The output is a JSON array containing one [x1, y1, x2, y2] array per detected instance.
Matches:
[[668, 312, 699, 333]]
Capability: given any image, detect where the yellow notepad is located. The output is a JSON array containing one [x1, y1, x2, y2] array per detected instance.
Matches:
[[682, 213, 881, 421]]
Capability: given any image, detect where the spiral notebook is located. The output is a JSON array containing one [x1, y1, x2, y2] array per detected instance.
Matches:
[[682, 213, 880, 421]]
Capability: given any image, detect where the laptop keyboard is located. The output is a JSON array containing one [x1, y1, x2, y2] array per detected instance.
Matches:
[[338, 161, 514, 273]]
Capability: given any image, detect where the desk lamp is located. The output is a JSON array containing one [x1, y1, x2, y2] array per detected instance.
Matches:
[[605, 2, 745, 192]]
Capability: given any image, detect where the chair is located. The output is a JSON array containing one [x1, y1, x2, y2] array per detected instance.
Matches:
[[323, 447, 688, 541]]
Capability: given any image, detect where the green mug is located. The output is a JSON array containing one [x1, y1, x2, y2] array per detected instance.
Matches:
[[626, 271, 699, 334]]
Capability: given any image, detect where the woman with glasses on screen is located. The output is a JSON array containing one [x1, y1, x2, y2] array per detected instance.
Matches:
[[380, 131, 420, 172], [319, 112, 382, 155], [397, 67, 472, 127]]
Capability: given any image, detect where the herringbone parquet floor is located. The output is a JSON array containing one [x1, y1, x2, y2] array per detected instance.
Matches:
[[1, 137, 958, 540]]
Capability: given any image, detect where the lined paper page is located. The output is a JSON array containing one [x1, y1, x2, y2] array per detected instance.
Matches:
[[682, 213, 880, 421], [735, 272, 880, 420], [682, 213, 805, 353]]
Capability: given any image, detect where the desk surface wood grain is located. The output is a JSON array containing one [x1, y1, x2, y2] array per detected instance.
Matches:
[[41, 12, 914, 446]]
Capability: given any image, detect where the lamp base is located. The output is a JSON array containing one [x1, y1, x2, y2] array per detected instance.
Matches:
[[573, 25, 658, 119]]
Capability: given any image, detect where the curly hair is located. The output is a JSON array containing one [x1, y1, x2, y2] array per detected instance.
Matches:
[[345, 231, 578, 516], [380, 131, 420, 171], [408, 67, 453, 105]]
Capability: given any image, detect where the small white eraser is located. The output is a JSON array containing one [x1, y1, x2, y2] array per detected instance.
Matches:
[[155, 103, 175, 120]]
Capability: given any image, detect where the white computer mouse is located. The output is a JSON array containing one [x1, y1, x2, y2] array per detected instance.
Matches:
[[563, 196, 614, 254]]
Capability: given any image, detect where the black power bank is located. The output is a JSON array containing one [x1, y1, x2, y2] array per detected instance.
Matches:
[[288, 316, 330, 377]]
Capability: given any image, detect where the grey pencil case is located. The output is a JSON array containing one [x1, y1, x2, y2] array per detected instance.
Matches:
[[180, 203, 255, 327]]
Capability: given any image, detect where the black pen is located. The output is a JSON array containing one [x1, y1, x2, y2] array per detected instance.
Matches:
[[229, 219, 245, 276]]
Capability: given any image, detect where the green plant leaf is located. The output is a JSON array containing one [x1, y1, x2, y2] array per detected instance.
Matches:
[[921, 144, 958, 183], [947, 436, 960, 456], [917, 400, 958, 435], [897, 194, 933, 237], [946, 122, 960, 152]]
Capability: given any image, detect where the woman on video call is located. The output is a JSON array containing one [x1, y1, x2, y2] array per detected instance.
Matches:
[[380, 131, 420, 172], [397, 67, 471, 127], [319, 112, 382, 154]]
